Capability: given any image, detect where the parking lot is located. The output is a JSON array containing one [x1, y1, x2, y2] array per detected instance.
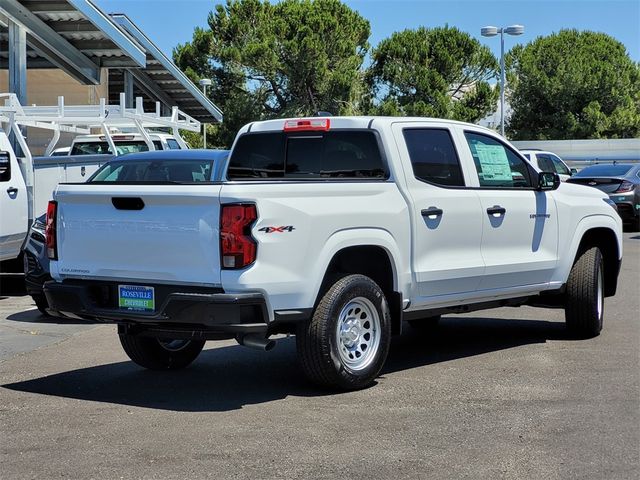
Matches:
[[0, 233, 638, 479]]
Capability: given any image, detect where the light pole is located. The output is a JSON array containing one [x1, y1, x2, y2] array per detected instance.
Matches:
[[198, 78, 212, 148], [480, 25, 524, 137]]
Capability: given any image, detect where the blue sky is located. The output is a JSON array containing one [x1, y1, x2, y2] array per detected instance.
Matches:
[[95, 0, 640, 61]]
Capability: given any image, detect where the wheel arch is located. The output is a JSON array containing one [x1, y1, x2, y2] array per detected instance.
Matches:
[[311, 231, 406, 335], [575, 227, 621, 297], [561, 217, 622, 297]]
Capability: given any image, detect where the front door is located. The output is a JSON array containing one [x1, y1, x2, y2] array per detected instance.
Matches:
[[462, 130, 558, 291], [0, 135, 28, 261]]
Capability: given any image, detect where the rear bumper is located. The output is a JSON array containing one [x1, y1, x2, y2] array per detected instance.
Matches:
[[43, 280, 270, 336], [613, 201, 639, 222]]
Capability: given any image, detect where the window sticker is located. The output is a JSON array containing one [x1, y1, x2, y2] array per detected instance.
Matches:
[[474, 144, 512, 182]]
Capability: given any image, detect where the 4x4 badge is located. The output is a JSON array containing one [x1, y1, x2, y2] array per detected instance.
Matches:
[[258, 226, 295, 233]]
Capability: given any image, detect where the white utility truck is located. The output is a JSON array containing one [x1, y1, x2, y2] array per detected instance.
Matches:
[[0, 93, 200, 263], [44, 117, 623, 390]]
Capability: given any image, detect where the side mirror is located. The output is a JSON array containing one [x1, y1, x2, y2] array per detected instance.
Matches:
[[570, 168, 578, 175], [537, 171, 560, 191]]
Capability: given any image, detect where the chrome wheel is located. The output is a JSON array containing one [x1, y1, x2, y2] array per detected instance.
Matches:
[[336, 297, 381, 371], [158, 339, 191, 352]]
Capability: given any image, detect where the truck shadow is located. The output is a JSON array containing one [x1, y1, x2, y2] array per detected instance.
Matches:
[[3, 317, 571, 412], [0, 274, 27, 297], [7, 309, 91, 325]]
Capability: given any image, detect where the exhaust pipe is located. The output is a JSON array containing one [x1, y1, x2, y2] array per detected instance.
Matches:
[[236, 334, 276, 351]]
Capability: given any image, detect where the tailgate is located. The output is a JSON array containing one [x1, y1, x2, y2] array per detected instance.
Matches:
[[54, 184, 222, 286]]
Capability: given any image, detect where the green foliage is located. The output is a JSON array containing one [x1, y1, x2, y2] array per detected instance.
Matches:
[[507, 29, 640, 139], [174, 27, 262, 148], [173, 0, 370, 147], [210, 0, 370, 116], [367, 26, 499, 122]]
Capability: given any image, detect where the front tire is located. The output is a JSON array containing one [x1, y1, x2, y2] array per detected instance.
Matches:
[[119, 334, 205, 370], [565, 247, 604, 338], [297, 274, 392, 390]]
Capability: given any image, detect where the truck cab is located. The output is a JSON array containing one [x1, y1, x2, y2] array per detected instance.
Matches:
[[69, 132, 185, 155]]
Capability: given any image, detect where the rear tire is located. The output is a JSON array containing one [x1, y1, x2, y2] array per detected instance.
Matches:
[[32, 294, 50, 316], [119, 334, 205, 370], [296, 274, 391, 390], [565, 247, 604, 338]]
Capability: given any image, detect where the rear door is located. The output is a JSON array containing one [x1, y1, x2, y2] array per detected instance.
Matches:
[[0, 138, 28, 261], [392, 122, 485, 303], [461, 130, 558, 290]]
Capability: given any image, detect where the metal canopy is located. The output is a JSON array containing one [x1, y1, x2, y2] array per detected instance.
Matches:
[[110, 14, 223, 124], [0, 0, 146, 84]]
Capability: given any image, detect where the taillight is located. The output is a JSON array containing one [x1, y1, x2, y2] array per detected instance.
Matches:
[[45, 200, 58, 260], [615, 181, 634, 193], [220, 204, 257, 269]]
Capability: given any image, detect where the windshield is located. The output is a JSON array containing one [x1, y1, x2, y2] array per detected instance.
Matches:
[[88, 159, 214, 183], [70, 140, 163, 156], [574, 164, 634, 177]]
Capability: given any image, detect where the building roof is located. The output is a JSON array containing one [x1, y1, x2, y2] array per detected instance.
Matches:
[[0, 0, 222, 123], [110, 14, 222, 123], [0, 0, 146, 84]]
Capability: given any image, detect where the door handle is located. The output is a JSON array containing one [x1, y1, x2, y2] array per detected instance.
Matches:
[[421, 207, 443, 219], [6, 187, 18, 195], [487, 205, 506, 216]]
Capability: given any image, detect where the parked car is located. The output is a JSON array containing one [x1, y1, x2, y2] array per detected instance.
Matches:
[[520, 150, 576, 181], [23, 149, 229, 315], [43, 117, 622, 390], [50, 147, 70, 156], [567, 163, 640, 230]]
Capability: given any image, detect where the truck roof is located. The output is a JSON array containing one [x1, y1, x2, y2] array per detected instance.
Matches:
[[243, 116, 498, 135]]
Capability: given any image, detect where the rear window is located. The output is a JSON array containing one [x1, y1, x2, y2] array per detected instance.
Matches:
[[88, 159, 214, 183], [227, 131, 386, 180], [574, 164, 634, 177], [71, 141, 162, 156]]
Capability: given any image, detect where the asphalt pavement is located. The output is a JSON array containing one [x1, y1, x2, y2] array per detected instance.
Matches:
[[0, 233, 638, 479]]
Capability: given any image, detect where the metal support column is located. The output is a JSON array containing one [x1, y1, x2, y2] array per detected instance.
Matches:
[[123, 70, 134, 108], [8, 20, 27, 156]]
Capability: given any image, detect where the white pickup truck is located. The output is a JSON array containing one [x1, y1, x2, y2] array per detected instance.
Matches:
[[44, 117, 623, 390]]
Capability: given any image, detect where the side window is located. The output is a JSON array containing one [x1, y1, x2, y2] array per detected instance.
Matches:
[[403, 129, 464, 187], [0, 152, 10, 182], [464, 132, 532, 188], [536, 154, 555, 172], [550, 155, 570, 175], [167, 139, 181, 150]]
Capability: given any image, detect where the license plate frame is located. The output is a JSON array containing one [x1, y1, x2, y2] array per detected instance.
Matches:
[[118, 285, 155, 312]]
